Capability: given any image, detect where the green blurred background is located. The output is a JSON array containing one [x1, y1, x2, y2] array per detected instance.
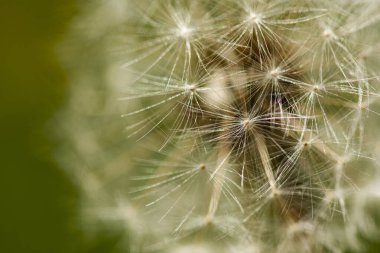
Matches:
[[0, 1, 123, 252], [0, 1, 378, 253]]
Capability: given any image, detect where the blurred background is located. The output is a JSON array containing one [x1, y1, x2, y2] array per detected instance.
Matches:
[[0, 1, 123, 252], [0, 1, 379, 253]]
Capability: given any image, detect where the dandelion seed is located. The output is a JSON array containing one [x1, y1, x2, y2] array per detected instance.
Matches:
[[267, 67, 282, 81], [322, 27, 337, 40], [176, 24, 193, 39], [246, 12, 262, 25]]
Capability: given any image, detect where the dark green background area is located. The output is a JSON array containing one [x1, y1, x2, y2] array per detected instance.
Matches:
[[0, 1, 123, 253], [0, 1, 378, 253]]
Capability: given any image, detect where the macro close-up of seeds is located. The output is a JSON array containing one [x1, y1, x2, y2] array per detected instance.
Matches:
[[56, 0, 380, 252]]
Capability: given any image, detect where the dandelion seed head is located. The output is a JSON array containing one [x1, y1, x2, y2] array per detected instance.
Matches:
[[59, 0, 380, 252]]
